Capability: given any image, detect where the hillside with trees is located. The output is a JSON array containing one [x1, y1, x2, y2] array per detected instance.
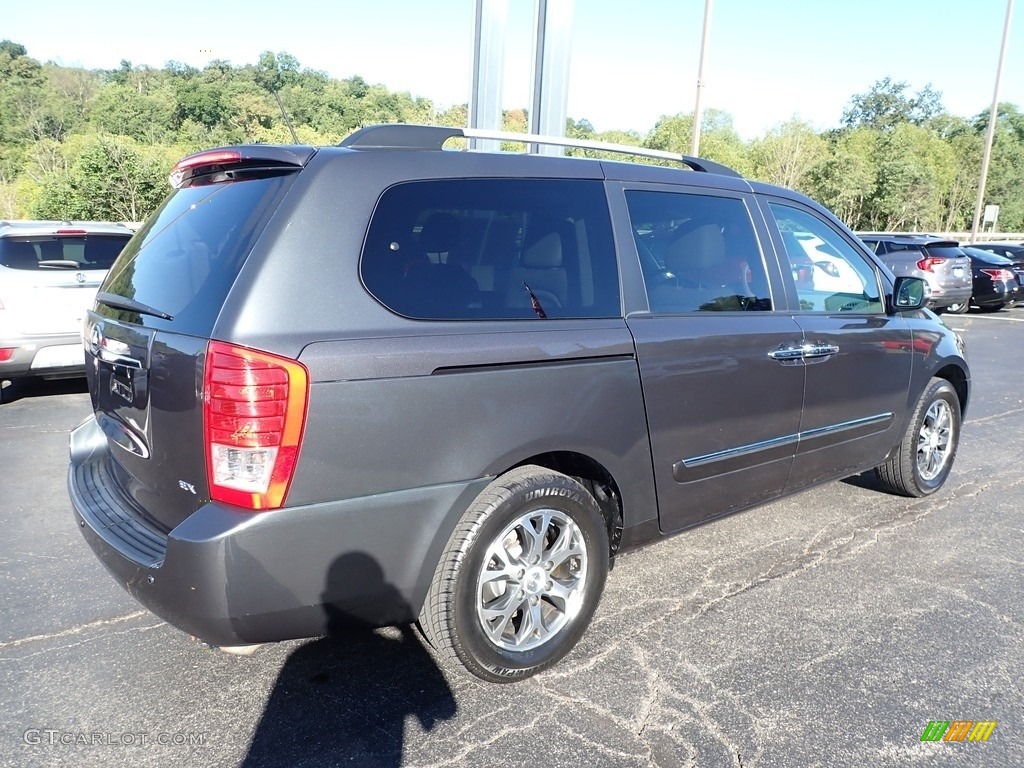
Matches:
[[2, 40, 1022, 232]]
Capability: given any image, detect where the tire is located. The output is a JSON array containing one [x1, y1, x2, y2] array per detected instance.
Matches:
[[943, 300, 970, 314], [979, 302, 1004, 312], [875, 377, 961, 497], [419, 465, 609, 683]]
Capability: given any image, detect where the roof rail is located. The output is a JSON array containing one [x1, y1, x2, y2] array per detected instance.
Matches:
[[339, 124, 741, 178]]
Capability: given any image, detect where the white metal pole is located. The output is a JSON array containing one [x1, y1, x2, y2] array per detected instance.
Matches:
[[971, 0, 1014, 243], [690, 0, 714, 156]]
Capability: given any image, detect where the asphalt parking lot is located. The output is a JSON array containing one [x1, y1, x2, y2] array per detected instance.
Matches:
[[1, 311, 1022, 768]]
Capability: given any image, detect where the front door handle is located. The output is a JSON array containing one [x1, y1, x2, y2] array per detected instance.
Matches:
[[768, 341, 840, 364], [802, 343, 840, 359]]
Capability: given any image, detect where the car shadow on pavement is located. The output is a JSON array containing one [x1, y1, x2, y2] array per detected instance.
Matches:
[[841, 470, 886, 492], [0, 376, 88, 404], [241, 553, 458, 768]]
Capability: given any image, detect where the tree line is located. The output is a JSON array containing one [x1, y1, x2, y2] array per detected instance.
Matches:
[[2, 40, 1022, 232]]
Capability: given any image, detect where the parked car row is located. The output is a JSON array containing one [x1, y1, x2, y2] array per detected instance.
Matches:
[[857, 234, 1023, 313]]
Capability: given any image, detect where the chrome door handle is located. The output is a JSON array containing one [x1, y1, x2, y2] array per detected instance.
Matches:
[[768, 342, 840, 363], [767, 345, 806, 361], [802, 343, 840, 359]]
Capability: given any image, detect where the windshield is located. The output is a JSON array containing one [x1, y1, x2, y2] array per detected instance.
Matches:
[[97, 174, 292, 336]]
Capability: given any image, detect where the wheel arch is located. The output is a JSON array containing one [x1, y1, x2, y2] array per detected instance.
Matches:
[[934, 362, 969, 420], [507, 451, 625, 557]]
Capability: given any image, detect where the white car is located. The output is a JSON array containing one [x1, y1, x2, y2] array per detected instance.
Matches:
[[0, 221, 133, 384], [794, 233, 868, 294]]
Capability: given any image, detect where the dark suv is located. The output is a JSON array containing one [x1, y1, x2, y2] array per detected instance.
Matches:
[[857, 234, 972, 312], [68, 125, 969, 683]]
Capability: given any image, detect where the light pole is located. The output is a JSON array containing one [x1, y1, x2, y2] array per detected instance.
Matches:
[[970, 0, 1014, 243], [690, 0, 714, 156]]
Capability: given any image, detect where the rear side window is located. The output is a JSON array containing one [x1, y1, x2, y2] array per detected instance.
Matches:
[[98, 175, 292, 336], [360, 179, 620, 320], [624, 190, 773, 313], [0, 236, 130, 270]]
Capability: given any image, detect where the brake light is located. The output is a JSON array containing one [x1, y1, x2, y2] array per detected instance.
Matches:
[[174, 150, 241, 174], [0, 348, 14, 362], [980, 268, 1016, 282], [170, 149, 242, 188], [916, 257, 944, 272], [203, 341, 309, 510], [55, 229, 87, 235]]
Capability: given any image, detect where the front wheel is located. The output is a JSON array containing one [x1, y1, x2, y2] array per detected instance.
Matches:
[[875, 377, 961, 497], [419, 465, 609, 682]]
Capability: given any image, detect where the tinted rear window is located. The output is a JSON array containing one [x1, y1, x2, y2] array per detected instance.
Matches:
[[0, 235, 130, 270], [924, 246, 968, 259], [360, 179, 620, 320], [97, 175, 292, 336]]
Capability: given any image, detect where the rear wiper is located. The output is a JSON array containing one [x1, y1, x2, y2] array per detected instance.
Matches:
[[96, 291, 174, 321], [522, 282, 548, 319], [38, 260, 82, 269]]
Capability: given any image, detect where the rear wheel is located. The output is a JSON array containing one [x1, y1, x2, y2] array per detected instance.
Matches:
[[943, 300, 970, 314], [875, 378, 961, 497], [419, 465, 608, 682], [979, 302, 1005, 312]]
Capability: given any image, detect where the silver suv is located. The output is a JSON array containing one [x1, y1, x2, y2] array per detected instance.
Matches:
[[0, 220, 133, 384], [857, 234, 972, 312]]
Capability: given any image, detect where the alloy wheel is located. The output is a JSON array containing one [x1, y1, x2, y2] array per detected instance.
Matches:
[[475, 508, 588, 652], [917, 399, 953, 482]]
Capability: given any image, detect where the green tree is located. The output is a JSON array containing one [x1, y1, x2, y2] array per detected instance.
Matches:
[[645, 110, 751, 175], [842, 77, 945, 130], [749, 118, 825, 191], [806, 128, 877, 228], [32, 134, 169, 221]]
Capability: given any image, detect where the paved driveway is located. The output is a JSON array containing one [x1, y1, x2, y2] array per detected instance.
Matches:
[[2, 312, 1021, 767]]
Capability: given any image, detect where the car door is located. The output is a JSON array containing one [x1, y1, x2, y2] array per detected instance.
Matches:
[[614, 184, 805, 533], [759, 198, 914, 489]]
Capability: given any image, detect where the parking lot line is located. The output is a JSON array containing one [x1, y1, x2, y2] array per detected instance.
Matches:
[[958, 313, 1024, 323]]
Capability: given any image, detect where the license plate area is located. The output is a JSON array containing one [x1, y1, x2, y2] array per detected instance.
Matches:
[[31, 344, 85, 369]]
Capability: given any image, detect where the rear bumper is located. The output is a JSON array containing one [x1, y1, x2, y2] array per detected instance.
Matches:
[[68, 415, 486, 646], [925, 284, 972, 309], [0, 332, 85, 379], [973, 281, 1015, 308]]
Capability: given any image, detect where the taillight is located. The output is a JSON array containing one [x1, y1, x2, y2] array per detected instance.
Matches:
[[203, 341, 309, 511], [980, 268, 1016, 282], [916, 257, 944, 272], [0, 348, 14, 362]]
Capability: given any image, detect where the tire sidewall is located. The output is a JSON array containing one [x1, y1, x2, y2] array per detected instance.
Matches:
[[911, 380, 961, 494], [451, 474, 608, 679]]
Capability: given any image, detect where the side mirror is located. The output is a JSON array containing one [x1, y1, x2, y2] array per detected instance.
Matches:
[[892, 276, 927, 312]]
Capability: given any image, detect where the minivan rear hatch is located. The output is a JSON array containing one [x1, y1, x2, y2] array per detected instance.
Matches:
[[85, 146, 314, 532]]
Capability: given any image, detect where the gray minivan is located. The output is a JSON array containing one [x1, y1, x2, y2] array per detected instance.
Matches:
[[68, 125, 969, 682]]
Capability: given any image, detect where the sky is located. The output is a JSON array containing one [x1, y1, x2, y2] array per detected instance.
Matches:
[[3, 0, 1021, 140]]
